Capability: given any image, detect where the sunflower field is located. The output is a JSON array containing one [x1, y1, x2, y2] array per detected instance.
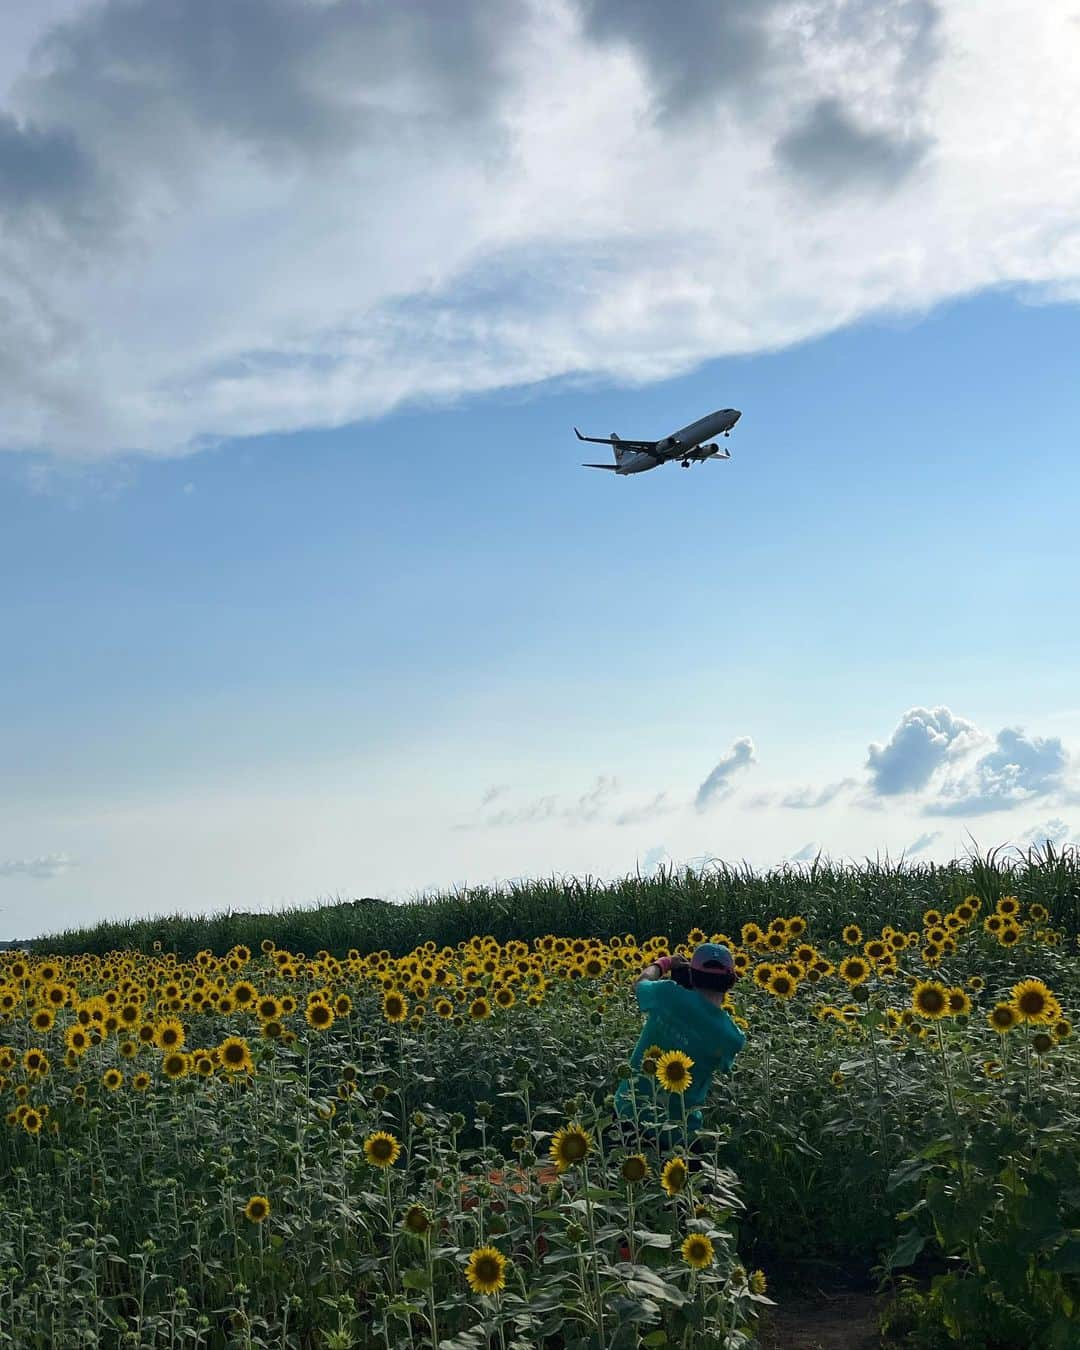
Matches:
[[1, 876, 1079, 1347]]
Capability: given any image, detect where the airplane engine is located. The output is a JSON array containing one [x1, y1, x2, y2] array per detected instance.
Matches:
[[700, 443, 718, 456]]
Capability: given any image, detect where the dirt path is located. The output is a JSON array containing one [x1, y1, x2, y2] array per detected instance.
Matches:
[[758, 1290, 886, 1350]]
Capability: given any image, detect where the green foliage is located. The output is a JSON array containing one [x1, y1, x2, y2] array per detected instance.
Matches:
[[28, 843, 1080, 959]]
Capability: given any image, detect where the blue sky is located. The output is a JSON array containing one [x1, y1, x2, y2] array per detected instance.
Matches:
[[2, 2, 1080, 937]]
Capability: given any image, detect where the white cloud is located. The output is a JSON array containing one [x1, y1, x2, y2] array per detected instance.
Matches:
[[788, 841, 821, 862], [639, 844, 672, 876], [926, 727, 1068, 816], [866, 706, 983, 795], [0, 853, 75, 880], [0, 3, 1078, 458], [695, 737, 757, 812], [778, 778, 857, 809], [615, 791, 673, 826], [905, 829, 942, 854], [1016, 818, 1073, 850]]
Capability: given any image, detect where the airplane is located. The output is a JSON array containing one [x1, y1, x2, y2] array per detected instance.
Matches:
[[577, 408, 741, 474]]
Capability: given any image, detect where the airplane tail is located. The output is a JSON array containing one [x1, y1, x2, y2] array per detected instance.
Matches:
[[610, 433, 624, 463]]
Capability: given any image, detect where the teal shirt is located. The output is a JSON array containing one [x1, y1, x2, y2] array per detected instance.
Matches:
[[613, 978, 746, 1139]]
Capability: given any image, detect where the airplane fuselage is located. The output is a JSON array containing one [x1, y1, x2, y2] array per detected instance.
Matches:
[[617, 408, 741, 474]]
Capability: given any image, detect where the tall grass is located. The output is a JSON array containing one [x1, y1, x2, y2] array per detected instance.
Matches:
[[27, 841, 1080, 958]]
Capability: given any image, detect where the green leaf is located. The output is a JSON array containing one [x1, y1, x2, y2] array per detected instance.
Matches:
[[884, 1229, 926, 1271]]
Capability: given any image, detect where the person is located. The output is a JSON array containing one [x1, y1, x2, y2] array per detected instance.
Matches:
[[610, 942, 745, 1160]]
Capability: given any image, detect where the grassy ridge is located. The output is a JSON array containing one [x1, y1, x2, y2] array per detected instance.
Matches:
[[29, 842, 1080, 957]]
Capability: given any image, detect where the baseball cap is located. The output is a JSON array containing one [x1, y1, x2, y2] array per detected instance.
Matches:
[[690, 942, 735, 973]]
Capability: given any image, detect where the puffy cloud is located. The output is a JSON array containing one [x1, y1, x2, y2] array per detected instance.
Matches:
[[866, 706, 982, 795], [925, 727, 1068, 816], [788, 841, 821, 862], [0, 853, 75, 879], [905, 829, 942, 854], [695, 737, 757, 812], [0, 3, 1078, 457], [774, 96, 928, 193]]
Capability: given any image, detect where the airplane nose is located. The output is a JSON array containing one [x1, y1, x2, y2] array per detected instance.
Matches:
[[730, 409, 741, 423]]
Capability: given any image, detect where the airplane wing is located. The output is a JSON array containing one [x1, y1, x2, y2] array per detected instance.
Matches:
[[582, 463, 619, 471], [574, 428, 659, 452]]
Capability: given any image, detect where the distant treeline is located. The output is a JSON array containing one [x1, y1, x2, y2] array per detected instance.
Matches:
[[24, 843, 1080, 959]]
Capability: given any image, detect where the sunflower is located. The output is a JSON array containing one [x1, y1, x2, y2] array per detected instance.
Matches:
[[65, 1026, 89, 1056], [154, 1019, 185, 1051], [256, 996, 281, 1022], [382, 991, 408, 1023], [22, 1048, 48, 1075], [102, 1068, 123, 1091], [988, 1003, 1020, 1034], [767, 971, 797, 1000], [996, 895, 1020, 917], [998, 924, 1023, 948], [468, 996, 491, 1022], [550, 1123, 592, 1172], [1010, 979, 1060, 1025], [162, 1051, 191, 1079], [661, 1156, 689, 1197], [132, 1072, 151, 1092], [682, 1233, 715, 1270], [494, 986, 515, 1009], [231, 981, 257, 1007], [656, 1050, 694, 1094], [749, 1270, 768, 1295], [967, 975, 984, 992], [244, 1195, 271, 1224], [620, 1153, 650, 1184], [839, 956, 869, 987], [830, 1070, 845, 1087], [305, 1002, 335, 1031], [1032, 1031, 1054, 1055], [946, 988, 972, 1017], [218, 1036, 253, 1073], [465, 1245, 507, 1296], [30, 1007, 55, 1033], [752, 963, 775, 990], [434, 998, 453, 1019], [912, 980, 949, 1019], [363, 1130, 402, 1168], [1054, 1019, 1072, 1040], [402, 1204, 432, 1237], [22, 1108, 43, 1135], [842, 924, 863, 947]]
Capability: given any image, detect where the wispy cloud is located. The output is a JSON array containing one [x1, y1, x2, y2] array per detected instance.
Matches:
[[905, 830, 942, 855], [615, 792, 673, 826], [775, 778, 857, 809], [1016, 817, 1074, 849], [695, 737, 757, 812], [0, 853, 76, 880]]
